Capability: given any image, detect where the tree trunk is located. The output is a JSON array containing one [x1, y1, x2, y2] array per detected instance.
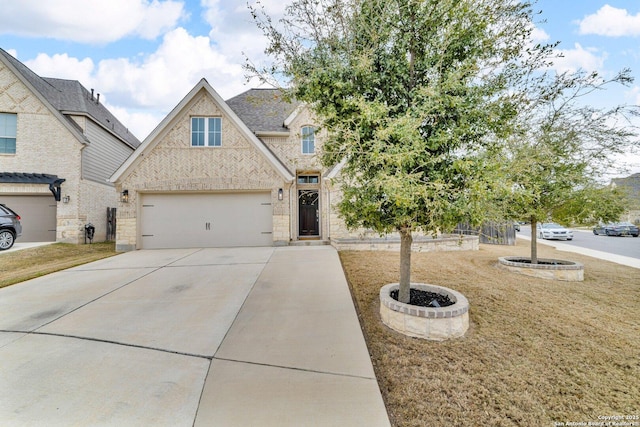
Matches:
[[530, 216, 538, 264], [398, 227, 412, 304]]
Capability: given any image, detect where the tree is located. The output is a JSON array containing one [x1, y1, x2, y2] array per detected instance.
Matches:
[[499, 69, 639, 263], [248, 0, 540, 303]]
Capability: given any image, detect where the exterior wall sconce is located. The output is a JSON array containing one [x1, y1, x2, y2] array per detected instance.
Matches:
[[121, 189, 129, 203], [278, 188, 283, 201], [62, 195, 70, 204]]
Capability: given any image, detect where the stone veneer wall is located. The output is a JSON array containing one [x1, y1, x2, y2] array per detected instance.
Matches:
[[331, 235, 479, 252]]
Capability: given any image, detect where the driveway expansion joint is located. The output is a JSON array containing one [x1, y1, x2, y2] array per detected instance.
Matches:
[[2, 330, 213, 360], [212, 355, 377, 381]]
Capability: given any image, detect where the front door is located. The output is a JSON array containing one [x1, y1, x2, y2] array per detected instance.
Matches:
[[298, 190, 319, 236]]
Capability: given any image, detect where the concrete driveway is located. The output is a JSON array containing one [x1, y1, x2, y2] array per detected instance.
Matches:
[[0, 246, 390, 426]]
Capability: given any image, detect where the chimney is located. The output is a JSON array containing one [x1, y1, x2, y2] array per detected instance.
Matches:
[[96, 93, 100, 104], [90, 88, 94, 100]]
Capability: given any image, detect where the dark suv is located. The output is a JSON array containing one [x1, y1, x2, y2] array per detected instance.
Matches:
[[0, 204, 22, 250]]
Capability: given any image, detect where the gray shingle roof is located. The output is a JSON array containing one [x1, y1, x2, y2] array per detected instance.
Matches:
[[226, 88, 300, 134], [0, 48, 140, 148]]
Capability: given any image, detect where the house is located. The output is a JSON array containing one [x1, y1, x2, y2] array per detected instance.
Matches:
[[0, 48, 140, 243], [110, 78, 354, 251], [110, 77, 481, 253]]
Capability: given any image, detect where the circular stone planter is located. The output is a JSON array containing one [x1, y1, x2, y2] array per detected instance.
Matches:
[[379, 283, 469, 341], [497, 256, 584, 282]]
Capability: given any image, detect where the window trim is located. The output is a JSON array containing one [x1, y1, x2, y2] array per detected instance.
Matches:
[[0, 112, 17, 155], [191, 116, 222, 147], [301, 126, 315, 155]]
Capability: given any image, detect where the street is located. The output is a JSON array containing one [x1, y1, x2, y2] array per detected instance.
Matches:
[[519, 225, 640, 260]]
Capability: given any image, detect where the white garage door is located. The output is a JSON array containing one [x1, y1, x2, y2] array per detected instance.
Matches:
[[0, 195, 56, 242], [140, 193, 273, 249]]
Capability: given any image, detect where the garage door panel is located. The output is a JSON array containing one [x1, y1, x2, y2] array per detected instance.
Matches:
[[0, 196, 56, 242], [141, 193, 273, 249]]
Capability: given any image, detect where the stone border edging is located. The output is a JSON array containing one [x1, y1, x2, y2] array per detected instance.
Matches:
[[497, 256, 584, 281], [379, 283, 469, 340]]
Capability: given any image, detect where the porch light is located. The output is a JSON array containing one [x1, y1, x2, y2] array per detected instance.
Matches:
[[278, 188, 283, 201], [121, 189, 129, 203]]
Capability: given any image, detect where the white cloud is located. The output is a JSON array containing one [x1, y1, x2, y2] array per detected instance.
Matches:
[[22, 27, 250, 138], [578, 5, 640, 37], [0, 0, 185, 43], [629, 86, 640, 105], [95, 28, 246, 106], [552, 43, 606, 74], [531, 27, 550, 43], [202, 0, 289, 68], [25, 53, 95, 86], [103, 103, 164, 141]]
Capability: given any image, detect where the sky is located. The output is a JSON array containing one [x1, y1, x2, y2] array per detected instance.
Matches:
[[0, 0, 639, 176]]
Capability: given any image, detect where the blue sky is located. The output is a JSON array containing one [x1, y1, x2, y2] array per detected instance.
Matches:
[[0, 0, 639, 175]]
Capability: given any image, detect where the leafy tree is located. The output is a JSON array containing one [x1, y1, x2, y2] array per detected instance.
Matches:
[[248, 0, 539, 302], [499, 69, 639, 263]]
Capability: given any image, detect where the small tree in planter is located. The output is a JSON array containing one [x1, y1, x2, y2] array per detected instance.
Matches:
[[500, 69, 638, 264], [249, 0, 538, 304]]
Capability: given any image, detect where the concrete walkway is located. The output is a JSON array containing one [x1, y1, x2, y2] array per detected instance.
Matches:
[[0, 246, 390, 426]]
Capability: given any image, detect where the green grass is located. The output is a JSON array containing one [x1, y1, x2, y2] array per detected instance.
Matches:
[[0, 242, 118, 288]]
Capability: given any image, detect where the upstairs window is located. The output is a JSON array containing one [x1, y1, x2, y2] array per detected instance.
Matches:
[[0, 113, 17, 154], [191, 117, 221, 147], [301, 126, 315, 154]]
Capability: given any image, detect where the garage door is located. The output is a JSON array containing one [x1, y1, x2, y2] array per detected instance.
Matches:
[[140, 193, 273, 249], [0, 195, 57, 242]]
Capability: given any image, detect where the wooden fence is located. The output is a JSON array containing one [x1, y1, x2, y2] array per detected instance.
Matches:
[[453, 222, 517, 245]]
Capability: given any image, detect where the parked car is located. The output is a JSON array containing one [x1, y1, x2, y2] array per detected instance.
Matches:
[[537, 222, 573, 240], [0, 204, 22, 250], [593, 222, 639, 237]]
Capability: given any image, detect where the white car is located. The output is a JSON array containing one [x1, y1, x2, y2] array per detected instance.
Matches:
[[537, 223, 573, 240]]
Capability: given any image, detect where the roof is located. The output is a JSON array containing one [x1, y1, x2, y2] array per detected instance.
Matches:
[[226, 88, 300, 134], [110, 79, 295, 183], [0, 48, 140, 149]]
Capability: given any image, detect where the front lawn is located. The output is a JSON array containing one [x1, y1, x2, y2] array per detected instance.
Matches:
[[339, 240, 639, 427], [0, 242, 118, 288]]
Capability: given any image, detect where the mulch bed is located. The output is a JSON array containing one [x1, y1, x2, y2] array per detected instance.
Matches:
[[390, 288, 454, 307]]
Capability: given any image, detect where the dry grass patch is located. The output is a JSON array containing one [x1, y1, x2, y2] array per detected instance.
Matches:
[[0, 242, 117, 288], [340, 240, 639, 427]]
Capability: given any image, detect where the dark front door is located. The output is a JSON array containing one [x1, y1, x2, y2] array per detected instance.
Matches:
[[298, 190, 319, 236]]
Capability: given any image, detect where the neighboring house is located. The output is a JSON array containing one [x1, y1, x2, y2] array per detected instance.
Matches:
[[110, 78, 355, 251], [0, 48, 140, 243]]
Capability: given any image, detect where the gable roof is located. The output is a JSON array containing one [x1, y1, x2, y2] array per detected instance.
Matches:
[[110, 78, 295, 183], [0, 48, 140, 149], [226, 88, 300, 135]]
